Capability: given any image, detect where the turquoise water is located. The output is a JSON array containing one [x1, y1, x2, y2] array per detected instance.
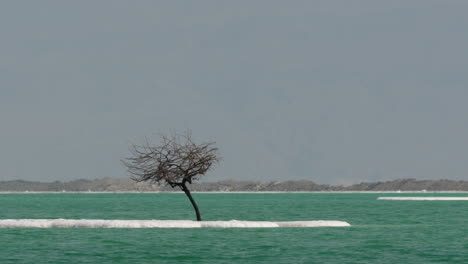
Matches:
[[1, 193, 467, 263]]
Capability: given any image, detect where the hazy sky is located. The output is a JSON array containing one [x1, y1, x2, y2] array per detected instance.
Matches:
[[1, 1, 468, 184]]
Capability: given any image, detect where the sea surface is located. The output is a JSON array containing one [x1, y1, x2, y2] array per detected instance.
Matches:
[[0, 193, 467, 263]]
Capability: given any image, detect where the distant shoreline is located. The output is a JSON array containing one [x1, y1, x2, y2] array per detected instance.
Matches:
[[2, 178, 468, 192], [2, 191, 468, 194]]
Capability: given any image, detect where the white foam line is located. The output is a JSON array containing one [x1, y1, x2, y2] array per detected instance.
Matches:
[[378, 197, 468, 201], [0, 219, 350, 228]]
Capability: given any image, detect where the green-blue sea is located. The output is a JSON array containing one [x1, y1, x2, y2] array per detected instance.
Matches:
[[1, 193, 467, 263]]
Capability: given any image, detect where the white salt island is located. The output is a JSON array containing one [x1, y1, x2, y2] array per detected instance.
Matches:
[[378, 197, 468, 201], [0, 219, 351, 228]]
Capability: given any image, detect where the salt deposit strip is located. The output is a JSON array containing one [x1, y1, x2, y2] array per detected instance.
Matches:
[[378, 197, 468, 201], [0, 219, 350, 228]]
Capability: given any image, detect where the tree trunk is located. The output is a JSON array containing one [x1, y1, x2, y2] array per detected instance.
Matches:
[[180, 182, 202, 221]]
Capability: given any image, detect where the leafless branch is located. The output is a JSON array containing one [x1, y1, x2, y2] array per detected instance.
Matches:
[[122, 130, 221, 186]]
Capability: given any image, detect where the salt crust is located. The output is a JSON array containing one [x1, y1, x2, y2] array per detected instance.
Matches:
[[378, 197, 468, 201], [0, 219, 350, 228]]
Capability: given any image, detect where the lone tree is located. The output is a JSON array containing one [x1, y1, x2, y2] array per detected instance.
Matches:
[[122, 131, 220, 221]]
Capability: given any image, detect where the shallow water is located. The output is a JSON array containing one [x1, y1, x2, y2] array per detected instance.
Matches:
[[1, 193, 467, 263]]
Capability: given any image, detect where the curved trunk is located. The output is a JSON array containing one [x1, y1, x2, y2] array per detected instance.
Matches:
[[180, 182, 202, 221]]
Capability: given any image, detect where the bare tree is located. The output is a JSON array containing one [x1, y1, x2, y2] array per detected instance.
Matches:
[[122, 131, 220, 221]]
